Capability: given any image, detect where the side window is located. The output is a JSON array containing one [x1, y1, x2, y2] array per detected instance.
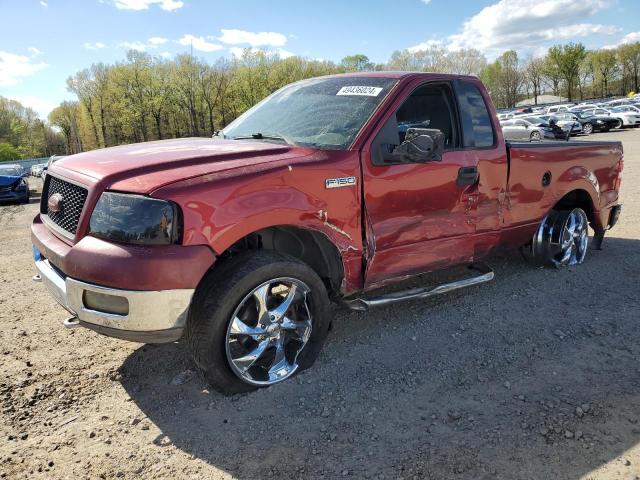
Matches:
[[395, 83, 459, 148], [370, 82, 459, 165], [514, 120, 527, 126], [455, 81, 495, 148]]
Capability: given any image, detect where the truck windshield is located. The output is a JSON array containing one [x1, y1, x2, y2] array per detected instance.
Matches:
[[222, 77, 397, 150]]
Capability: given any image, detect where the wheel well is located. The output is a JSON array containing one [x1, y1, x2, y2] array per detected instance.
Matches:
[[218, 226, 344, 297], [553, 189, 595, 226]]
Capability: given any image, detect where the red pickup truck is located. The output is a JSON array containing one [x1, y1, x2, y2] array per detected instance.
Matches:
[[32, 73, 623, 393]]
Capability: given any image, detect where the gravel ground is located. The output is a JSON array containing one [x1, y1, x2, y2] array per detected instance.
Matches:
[[1, 130, 639, 480]]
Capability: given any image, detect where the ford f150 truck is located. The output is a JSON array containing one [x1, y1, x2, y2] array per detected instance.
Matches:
[[32, 73, 623, 393]]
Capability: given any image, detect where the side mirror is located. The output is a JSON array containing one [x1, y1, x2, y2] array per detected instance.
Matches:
[[384, 128, 444, 164]]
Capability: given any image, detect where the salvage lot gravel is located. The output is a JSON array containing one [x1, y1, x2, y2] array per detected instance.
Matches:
[[1, 130, 639, 480]]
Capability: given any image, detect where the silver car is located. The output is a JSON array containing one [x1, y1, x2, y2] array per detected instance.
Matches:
[[500, 117, 556, 141]]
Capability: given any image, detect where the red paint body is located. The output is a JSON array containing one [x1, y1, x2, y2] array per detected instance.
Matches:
[[32, 72, 623, 296]]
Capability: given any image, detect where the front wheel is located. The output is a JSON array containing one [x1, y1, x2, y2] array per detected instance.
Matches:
[[185, 250, 330, 394], [582, 122, 593, 135], [530, 208, 589, 267], [530, 130, 542, 141], [613, 119, 623, 129]]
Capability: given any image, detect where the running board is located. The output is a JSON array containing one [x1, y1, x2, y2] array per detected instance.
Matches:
[[342, 264, 494, 311]]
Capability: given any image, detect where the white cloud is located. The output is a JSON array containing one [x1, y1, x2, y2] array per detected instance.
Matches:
[[28, 47, 43, 57], [178, 34, 223, 52], [119, 41, 147, 51], [113, 0, 184, 11], [408, 39, 443, 53], [218, 29, 287, 47], [7, 95, 57, 120], [276, 48, 295, 59], [449, 0, 617, 55], [421, 0, 432, 4], [0, 51, 48, 87], [411, 0, 619, 58], [84, 42, 107, 50], [39, 1, 47, 6], [603, 31, 640, 49], [148, 36, 168, 45]]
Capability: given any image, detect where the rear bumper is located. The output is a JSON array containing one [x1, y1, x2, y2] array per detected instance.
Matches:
[[34, 251, 192, 343]]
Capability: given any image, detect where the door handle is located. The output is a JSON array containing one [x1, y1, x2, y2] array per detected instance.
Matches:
[[457, 166, 478, 186]]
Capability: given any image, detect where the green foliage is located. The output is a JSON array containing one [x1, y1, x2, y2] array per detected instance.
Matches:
[[0, 96, 65, 159], [341, 54, 373, 72], [45, 40, 640, 153], [546, 43, 587, 101], [0, 142, 21, 161]]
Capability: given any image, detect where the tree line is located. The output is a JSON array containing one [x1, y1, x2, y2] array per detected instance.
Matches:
[[0, 97, 64, 161], [2, 41, 639, 160]]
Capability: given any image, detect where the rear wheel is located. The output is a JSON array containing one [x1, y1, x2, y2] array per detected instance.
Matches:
[[582, 122, 593, 135], [530, 208, 589, 267], [613, 118, 623, 129], [185, 250, 330, 394]]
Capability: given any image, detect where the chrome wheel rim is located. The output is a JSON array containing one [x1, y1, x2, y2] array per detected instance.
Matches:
[[583, 123, 593, 134], [225, 277, 313, 386], [531, 131, 541, 141], [552, 209, 589, 267]]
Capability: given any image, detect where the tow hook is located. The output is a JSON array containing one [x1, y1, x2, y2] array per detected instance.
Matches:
[[63, 317, 80, 329]]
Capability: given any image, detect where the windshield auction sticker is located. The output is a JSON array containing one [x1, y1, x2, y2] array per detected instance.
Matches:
[[336, 86, 383, 96]]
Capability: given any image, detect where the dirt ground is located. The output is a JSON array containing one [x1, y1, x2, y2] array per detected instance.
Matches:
[[1, 130, 639, 480]]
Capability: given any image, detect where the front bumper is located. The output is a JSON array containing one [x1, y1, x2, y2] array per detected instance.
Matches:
[[0, 188, 28, 202], [34, 248, 193, 343]]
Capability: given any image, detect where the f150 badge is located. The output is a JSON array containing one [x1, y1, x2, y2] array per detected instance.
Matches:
[[325, 176, 356, 189]]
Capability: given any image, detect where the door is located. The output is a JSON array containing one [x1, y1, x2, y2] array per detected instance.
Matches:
[[361, 81, 479, 288], [452, 79, 508, 257]]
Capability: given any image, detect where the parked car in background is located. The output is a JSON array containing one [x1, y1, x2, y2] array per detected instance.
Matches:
[[545, 104, 571, 114], [580, 107, 636, 129], [0, 164, 29, 204], [536, 114, 581, 136], [548, 113, 584, 135], [42, 155, 66, 180], [31, 163, 47, 177], [500, 118, 556, 141], [610, 106, 640, 127], [500, 116, 567, 141], [572, 111, 620, 134]]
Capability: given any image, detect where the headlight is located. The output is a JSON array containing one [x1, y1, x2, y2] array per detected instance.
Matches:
[[13, 178, 27, 190], [596, 120, 603, 123], [88, 192, 181, 245]]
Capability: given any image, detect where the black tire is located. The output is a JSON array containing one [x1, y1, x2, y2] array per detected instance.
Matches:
[[529, 131, 541, 141], [582, 123, 593, 135], [613, 119, 623, 129], [185, 250, 330, 394]]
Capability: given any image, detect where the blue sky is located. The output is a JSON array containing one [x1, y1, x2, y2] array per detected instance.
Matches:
[[1, 0, 639, 119]]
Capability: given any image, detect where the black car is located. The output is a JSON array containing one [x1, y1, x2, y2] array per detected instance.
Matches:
[[573, 112, 620, 134]]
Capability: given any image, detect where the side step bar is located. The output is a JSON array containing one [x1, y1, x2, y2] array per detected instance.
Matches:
[[342, 264, 494, 311]]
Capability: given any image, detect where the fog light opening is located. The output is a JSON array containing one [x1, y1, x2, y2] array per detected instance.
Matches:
[[82, 290, 129, 316]]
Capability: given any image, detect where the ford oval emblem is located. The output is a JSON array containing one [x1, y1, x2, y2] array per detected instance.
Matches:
[[48, 193, 64, 213]]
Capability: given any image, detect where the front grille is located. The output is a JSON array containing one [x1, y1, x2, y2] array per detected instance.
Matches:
[[41, 175, 88, 235]]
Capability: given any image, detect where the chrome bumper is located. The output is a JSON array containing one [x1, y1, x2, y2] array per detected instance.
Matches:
[[34, 256, 193, 343]]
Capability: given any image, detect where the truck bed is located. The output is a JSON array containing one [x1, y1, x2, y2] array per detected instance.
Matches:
[[505, 139, 623, 232]]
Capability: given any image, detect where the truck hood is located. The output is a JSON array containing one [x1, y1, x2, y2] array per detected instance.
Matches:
[[52, 137, 315, 193]]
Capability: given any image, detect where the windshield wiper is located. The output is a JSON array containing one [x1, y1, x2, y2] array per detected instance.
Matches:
[[231, 132, 293, 145]]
